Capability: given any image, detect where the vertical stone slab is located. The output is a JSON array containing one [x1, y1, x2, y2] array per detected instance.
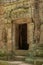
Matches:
[[6, 23, 12, 52], [27, 23, 34, 50], [0, 24, 5, 52], [40, 24, 43, 44], [12, 23, 16, 51], [33, 0, 41, 44], [15, 24, 20, 49]]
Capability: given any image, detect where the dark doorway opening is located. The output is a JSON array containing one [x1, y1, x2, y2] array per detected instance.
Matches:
[[18, 24, 29, 50]]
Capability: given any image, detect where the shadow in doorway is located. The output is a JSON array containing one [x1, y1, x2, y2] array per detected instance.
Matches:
[[18, 24, 29, 50]]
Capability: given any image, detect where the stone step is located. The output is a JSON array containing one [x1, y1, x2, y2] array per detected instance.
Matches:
[[36, 50, 43, 57], [34, 58, 43, 65], [36, 47, 43, 51], [14, 56, 25, 61], [25, 57, 34, 64], [25, 57, 43, 65], [36, 48, 43, 50], [37, 44, 43, 49], [38, 44, 43, 47], [8, 61, 33, 65]]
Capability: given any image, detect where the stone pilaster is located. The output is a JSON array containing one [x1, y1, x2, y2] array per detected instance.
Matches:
[[34, 0, 41, 44], [12, 22, 16, 51], [27, 23, 34, 50]]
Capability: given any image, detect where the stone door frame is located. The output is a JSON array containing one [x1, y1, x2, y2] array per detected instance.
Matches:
[[12, 18, 34, 55]]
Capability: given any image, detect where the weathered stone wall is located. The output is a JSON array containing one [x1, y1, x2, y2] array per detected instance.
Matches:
[[0, 0, 43, 53]]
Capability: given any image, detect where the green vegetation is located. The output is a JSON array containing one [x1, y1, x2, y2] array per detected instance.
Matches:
[[0, 49, 15, 60], [0, 61, 8, 65]]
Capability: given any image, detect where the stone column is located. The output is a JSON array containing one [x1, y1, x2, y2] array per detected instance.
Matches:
[[27, 23, 34, 50]]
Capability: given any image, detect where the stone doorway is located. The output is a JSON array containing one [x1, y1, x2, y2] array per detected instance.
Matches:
[[12, 18, 34, 55], [16, 23, 29, 50], [18, 24, 29, 50]]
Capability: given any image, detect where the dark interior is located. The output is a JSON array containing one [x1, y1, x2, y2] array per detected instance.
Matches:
[[18, 24, 29, 50]]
